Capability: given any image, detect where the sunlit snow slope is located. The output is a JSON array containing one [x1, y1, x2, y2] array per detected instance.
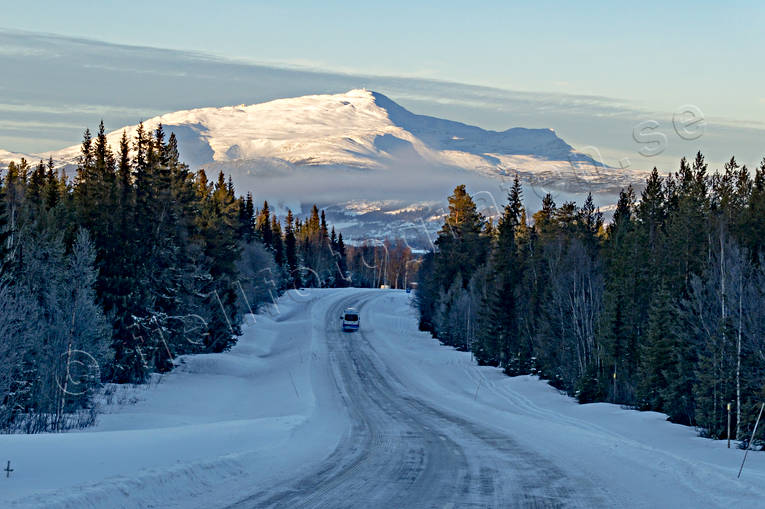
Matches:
[[1, 90, 648, 243], [8, 90, 595, 170]]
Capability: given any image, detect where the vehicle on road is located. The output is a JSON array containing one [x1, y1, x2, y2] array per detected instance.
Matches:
[[341, 308, 360, 332]]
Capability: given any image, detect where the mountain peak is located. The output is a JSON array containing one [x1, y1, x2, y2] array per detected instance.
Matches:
[[2, 89, 602, 176], [0, 90, 648, 243]]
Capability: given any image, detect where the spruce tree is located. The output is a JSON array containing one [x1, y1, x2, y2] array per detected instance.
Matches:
[[238, 192, 255, 241], [600, 186, 640, 402], [284, 210, 299, 287], [308, 205, 320, 235], [665, 154, 709, 291], [117, 130, 132, 215], [320, 210, 329, 240], [636, 168, 665, 248], [256, 201, 273, 248], [336, 232, 348, 286], [743, 158, 765, 260], [271, 214, 284, 268], [477, 175, 524, 369], [638, 283, 679, 413], [532, 193, 557, 237], [434, 185, 488, 292], [28, 160, 46, 212], [577, 193, 603, 254], [0, 180, 10, 277], [432, 186, 489, 349], [43, 157, 59, 211], [3, 160, 28, 270]]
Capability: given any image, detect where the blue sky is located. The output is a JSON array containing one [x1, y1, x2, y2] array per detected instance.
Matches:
[[1, 1, 764, 171]]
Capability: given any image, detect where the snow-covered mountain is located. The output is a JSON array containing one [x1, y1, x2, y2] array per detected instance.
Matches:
[[0, 149, 29, 164], [1, 90, 648, 245]]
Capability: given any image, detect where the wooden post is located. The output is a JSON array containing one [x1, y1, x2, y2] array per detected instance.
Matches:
[[738, 402, 765, 478], [727, 402, 732, 449]]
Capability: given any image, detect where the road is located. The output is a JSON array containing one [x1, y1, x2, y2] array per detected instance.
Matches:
[[5, 288, 761, 508], [228, 291, 607, 508]]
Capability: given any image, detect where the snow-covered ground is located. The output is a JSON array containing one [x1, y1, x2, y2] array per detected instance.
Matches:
[[0, 289, 351, 509], [2, 289, 764, 508], [366, 292, 765, 507]]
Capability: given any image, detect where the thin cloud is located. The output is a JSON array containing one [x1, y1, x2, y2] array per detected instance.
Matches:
[[0, 102, 160, 117], [0, 27, 763, 170]]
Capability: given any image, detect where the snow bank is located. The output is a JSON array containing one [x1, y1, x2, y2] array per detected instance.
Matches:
[[364, 291, 765, 508], [0, 289, 352, 509], [3, 288, 763, 508]]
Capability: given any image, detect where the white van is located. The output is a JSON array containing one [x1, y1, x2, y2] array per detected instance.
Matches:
[[341, 308, 360, 332]]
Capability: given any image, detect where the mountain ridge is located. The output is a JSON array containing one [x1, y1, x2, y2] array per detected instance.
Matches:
[[1, 90, 647, 245], [1, 89, 601, 171]]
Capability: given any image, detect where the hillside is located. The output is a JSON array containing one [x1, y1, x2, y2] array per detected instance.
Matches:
[[1, 90, 648, 243]]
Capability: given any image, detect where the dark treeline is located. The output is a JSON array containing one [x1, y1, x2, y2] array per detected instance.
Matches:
[[416, 153, 765, 441], [0, 122, 358, 432], [346, 239, 418, 289], [254, 201, 351, 289]]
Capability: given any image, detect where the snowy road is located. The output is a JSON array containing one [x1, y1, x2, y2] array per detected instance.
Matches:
[[4, 289, 765, 508], [228, 291, 603, 508]]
